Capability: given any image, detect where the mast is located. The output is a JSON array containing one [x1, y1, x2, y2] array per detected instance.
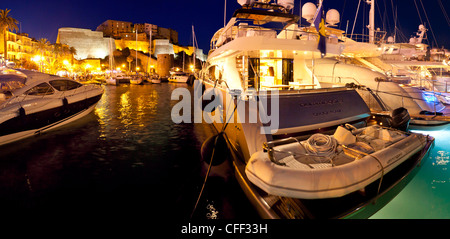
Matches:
[[192, 25, 196, 74], [136, 28, 138, 73], [147, 25, 153, 74], [367, 0, 375, 44], [109, 37, 115, 72]]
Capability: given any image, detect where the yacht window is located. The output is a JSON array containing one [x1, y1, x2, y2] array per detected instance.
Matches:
[[258, 58, 293, 89], [50, 80, 83, 91], [25, 83, 54, 96]]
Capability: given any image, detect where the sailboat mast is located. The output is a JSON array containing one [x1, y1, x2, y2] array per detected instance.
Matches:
[[136, 29, 138, 73], [192, 25, 195, 74]]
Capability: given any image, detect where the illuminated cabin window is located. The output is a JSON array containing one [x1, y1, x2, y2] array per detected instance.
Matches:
[[248, 58, 293, 90]]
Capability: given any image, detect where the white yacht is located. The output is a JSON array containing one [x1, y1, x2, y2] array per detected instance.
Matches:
[[168, 70, 194, 84], [197, 0, 433, 219], [321, 0, 450, 125], [0, 68, 104, 146]]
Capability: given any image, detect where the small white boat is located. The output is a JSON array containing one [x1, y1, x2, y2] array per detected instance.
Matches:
[[105, 77, 117, 85], [168, 71, 193, 83], [130, 76, 143, 85], [151, 78, 161, 84], [0, 69, 104, 146], [245, 124, 430, 200], [150, 75, 161, 84]]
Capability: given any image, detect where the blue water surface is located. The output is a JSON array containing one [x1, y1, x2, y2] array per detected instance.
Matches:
[[371, 124, 450, 219]]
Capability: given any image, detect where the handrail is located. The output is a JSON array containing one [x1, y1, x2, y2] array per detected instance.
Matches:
[[211, 20, 339, 50]]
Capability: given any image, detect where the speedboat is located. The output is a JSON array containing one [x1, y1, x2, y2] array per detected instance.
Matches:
[[196, 0, 434, 219], [0, 68, 104, 146], [168, 71, 194, 84]]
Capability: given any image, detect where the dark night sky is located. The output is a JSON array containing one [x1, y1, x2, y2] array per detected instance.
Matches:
[[2, 0, 449, 53]]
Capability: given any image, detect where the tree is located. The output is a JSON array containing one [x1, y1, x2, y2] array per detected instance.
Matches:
[[36, 38, 50, 72], [127, 55, 133, 73], [68, 46, 76, 64], [0, 9, 19, 60]]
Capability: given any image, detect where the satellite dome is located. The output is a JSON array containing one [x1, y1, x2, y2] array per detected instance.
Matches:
[[418, 24, 426, 31], [302, 2, 317, 22], [387, 36, 395, 43], [237, 0, 255, 6], [278, 0, 295, 10], [326, 9, 340, 26]]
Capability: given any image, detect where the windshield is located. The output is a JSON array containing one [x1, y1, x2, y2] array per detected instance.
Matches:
[[0, 70, 27, 102], [0, 80, 25, 93]]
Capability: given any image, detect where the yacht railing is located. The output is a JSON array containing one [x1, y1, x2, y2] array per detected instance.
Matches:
[[210, 20, 342, 50]]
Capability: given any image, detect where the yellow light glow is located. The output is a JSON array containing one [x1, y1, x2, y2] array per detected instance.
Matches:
[[63, 60, 69, 65], [33, 55, 42, 62]]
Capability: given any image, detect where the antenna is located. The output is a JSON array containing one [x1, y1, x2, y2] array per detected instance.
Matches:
[[224, 0, 227, 27]]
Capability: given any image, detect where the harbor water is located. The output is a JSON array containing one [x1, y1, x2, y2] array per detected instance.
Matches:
[[0, 82, 256, 219], [0, 82, 449, 219], [371, 124, 450, 219]]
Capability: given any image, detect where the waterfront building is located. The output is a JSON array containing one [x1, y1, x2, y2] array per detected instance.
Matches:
[[0, 30, 37, 62], [96, 20, 133, 39], [116, 32, 150, 54], [57, 28, 112, 60]]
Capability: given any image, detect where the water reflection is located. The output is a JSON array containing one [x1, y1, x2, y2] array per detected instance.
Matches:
[[0, 83, 209, 218], [372, 124, 450, 218]]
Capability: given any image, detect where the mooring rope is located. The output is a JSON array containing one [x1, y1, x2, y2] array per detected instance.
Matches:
[[190, 83, 241, 219]]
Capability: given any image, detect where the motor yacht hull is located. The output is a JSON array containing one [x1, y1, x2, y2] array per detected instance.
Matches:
[[0, 94, 102, 146], [196, 0, 434, 219], [199, 79, 432, 218], [0, 69, 104, 146], [168, 76, 189, 83]]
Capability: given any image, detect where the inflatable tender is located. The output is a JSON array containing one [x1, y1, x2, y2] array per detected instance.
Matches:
[[245, 124, 428, 199]]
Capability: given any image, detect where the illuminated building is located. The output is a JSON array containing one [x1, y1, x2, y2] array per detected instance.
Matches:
[[96, 20, 133, 38], [0, 31, 36, 61], [57, 28, 111, 60]]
